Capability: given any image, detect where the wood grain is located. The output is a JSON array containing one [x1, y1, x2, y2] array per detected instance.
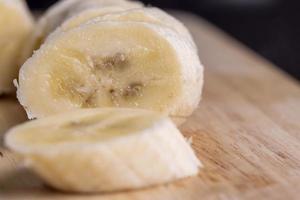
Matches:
[[1, 12, 300, 199]]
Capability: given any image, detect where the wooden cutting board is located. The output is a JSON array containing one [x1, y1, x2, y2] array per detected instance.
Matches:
[[1, 12, 300, 200]]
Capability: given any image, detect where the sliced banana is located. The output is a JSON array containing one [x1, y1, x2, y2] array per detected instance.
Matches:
[[5, 108, 201, 192], [69, 0, 143, 16], [63, 6, 134, 30], [0, 0, 34, 93], [23, 0, 143, 60], [17, 21, 203, 124], [43, 0, 142, 37], [61, 7, 196, 48]]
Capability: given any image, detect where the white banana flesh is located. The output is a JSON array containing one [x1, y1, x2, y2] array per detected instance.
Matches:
[[5, 108, 201, 192], [43, 0, 142, 38], [61, 7, 196, 48], [69, 0, 143, 15], [0, 0, 34, 93], [23, 0, 143, 59], [62, 6, 135, 31], [17, 20, 203, 124]]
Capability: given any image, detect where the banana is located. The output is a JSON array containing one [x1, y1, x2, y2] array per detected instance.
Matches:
[[61, 7, 196, 48], [42, 0, 142, 38], [0, 0, 34, 93], [69, 0, 143, 15], [5, 108, 201, 192], [17, 20, 203, 124], [23, 0, 143, 60], [63, 6, 135, 30]]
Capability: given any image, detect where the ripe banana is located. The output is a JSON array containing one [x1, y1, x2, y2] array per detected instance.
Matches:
[[62, 6, 135, 31], [61, 7, 196, 48], [69, 0, 143, 15], [42, 0, 142, 38], [23, 0, 143, 60], [5, 108, 201, 192], [0, 0, 34, 93], [17, 20, 203, 124]]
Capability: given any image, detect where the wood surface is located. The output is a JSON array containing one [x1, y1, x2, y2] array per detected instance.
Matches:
[[1, 12, 300, 199]]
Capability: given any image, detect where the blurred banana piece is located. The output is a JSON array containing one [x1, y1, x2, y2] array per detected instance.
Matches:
[[61, 7, 196, 48], [17, 20, 203, 124], [40, 0, 142, 39], [23, 0, 143, 59], [69, 0, 143, 15], [0, 0, 34, 93], [5, 108, 201, 192]]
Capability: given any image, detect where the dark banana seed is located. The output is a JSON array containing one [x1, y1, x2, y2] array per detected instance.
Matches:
[[109, 89, 117, 99], [108, 82, 144, 105], [84, 93, 95, 106], [112, 53, 127, 66], [109, 89, 117, 95], [83, 89, 98, 107], [124, 82, 144, 97], [97, 53, 127, 70]]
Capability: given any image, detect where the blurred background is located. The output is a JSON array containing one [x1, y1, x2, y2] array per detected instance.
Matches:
[[27, 0, 300, 81]]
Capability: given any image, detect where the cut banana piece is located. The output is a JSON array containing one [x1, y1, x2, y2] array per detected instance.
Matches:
[[17, 21, 203, 124], [5, 108, 201, 192], [23, 0, 143, 60], [69, 0, 143, 16], [42, 0, 142, 37], [64, 6, 135, 29], [61, 7, 196, 48], [0, 0, 34, 93]]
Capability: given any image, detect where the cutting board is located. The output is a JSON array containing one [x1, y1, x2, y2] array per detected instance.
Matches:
[[1, 12, 300, 200]]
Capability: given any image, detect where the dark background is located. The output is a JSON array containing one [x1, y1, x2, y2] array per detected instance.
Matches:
[[27, 0, 300, 80]]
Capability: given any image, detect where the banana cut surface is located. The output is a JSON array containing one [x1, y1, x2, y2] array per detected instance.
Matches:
[[61, 7, 196, 48], [0, 0, 34, 93], [17, 20, 203, 124], [5, 108, 201, 192], [24, 0, 143, 57]]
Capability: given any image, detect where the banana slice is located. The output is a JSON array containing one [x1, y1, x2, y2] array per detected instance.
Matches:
[[69, 0, 143, 16], [61, 7, 196, 48], [23, 0, 143, 60], [17, 21, 203, 124], [5, 108, 201, 192], [64, 6, 135, 29], [43, 0, 142, 37], [0, 0, 34, 93]]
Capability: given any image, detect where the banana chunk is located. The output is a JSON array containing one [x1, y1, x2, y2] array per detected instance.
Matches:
[[61, 7, 196, 48], [5, 108, 201, 192], [0, 0, 34, 93], [17, 21, 203, 124], [41, 0, 142, 38], [69, 0, 143, 15], [24, 0, 143, 59]]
